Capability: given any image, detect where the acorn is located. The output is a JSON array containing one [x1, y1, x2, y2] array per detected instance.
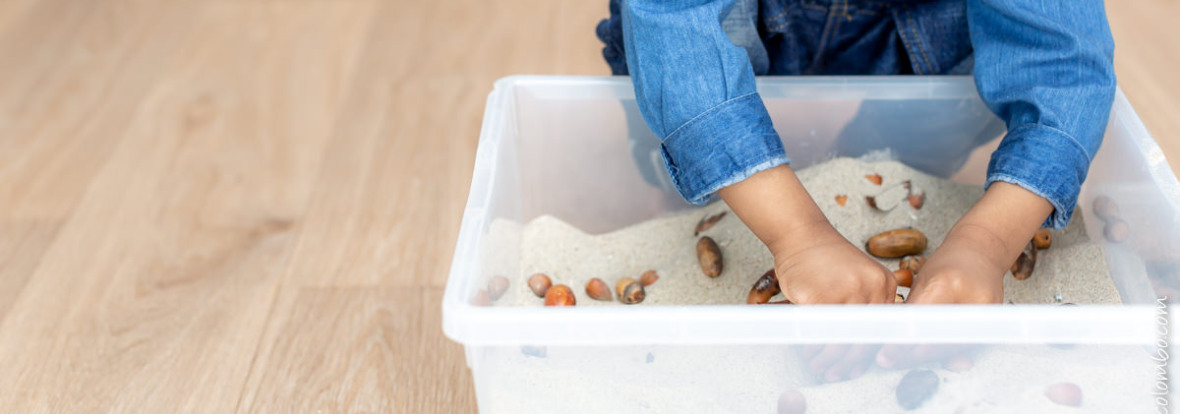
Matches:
[[1044, 382, 1082, 407], [640, 270, 660, 287], [585, 278, 612, 301], [1104, 219, 1129, 243], [616, 277, 645, 304], [899, 255, 927, 274], [894, 269, 914, 288], [697, 236, 723, 278], [866, 228, 928, 258], [1033, 228, 1052, 250], [694, 211, 727, 236], [1011, 241, 1037, 280], [528, 273, 552, 298], [747, 269, 781, 304], [543, 284, 576, 306], [1091, 195, 1120, 221], [620, 281, 646, 304], [777, 389, 807, 414], [487, 276, 510, 301]]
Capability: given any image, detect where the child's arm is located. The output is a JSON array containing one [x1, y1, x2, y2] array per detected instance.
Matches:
[[907, 0, 1117, 305], [620, 0, 897, 304]]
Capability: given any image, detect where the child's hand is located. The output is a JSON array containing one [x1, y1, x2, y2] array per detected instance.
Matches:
[[905, 182, 1053, 304], [717, 164, 896, 304], [771, 221, 897, 304]]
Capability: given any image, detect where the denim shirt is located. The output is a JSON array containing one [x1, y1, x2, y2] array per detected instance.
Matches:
[[601, 0, 1116, 228]]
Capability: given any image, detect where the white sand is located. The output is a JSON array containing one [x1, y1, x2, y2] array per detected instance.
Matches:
[[471, 158, 1138, 413], [491, 157, 1120, 307]]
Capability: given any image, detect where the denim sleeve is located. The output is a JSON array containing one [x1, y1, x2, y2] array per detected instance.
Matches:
[[621, 0, 788, 204], [967, 0, 1117, 228]]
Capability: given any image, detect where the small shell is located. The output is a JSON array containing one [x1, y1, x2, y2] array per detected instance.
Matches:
[[620, 282, 646, 304], [899, 255, 927, 274], [616, 277, 637, 298], [835, 194, 848, 206], [865, 173, 883, 185]]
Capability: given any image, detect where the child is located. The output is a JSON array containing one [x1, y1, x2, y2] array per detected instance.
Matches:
[[596, 0, 1116, 306]]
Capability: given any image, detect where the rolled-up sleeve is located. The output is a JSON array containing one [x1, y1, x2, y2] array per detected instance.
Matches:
[[968, 0, 1117, 228], [622, 0, 787, 204]]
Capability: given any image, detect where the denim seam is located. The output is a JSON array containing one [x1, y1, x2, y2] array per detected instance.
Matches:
[[764, 2, 800, 30], [891, 7, 920, 75], [905, 8, 935, 74], [662, 92, 761, 143], [1009, 123, 1094, 162], [689, 154, 791, 204], [809, 2, 841, 73], [986, 173, 1067, 228]]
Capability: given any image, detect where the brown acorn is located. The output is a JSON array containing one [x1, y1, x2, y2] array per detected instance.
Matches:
[[1033, 228, 1052, 250], [865, 228, 928, 258], [1011, 241, 1037, 280], [697, 236, 723, 278], [620, 281, 646, 305], [528, 273, 552, 298], [488, 276, 510, 301], [585, 278, 612, 301], [899, 255, 927, 274], [640, 270, 660, 286], [894, 268, 914, 288], [543, 284, 576, 306], [694, 211, 727, 236], [747, 269, 781, 304]]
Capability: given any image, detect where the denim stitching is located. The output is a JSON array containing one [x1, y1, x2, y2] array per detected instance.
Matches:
[[1010, 123, 1095, 162], [764, 2, 800, 32], [808, 2, 841, 73], [662, 93, 761, 142], [906, 9, 936, 74]]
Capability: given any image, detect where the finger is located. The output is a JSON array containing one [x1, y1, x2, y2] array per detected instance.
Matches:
[[808, 344, 849, 375], [823, 344, 880, 382]]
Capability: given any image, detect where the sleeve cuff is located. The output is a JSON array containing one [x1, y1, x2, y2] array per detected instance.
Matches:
[[659, 93, 788, 204], [985, 124, 1093, 229]]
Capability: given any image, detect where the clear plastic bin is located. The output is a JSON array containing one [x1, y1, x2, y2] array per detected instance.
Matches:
[[443, 76, 1180, 413]]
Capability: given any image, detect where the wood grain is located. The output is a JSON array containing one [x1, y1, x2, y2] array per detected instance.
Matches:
[[0, 0, 1173, 413]]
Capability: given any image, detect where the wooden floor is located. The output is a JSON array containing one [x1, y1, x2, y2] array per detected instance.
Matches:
[[0, 0, 1175, 412]]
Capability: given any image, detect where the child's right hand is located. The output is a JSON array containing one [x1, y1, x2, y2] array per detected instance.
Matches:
[[717, 164, 896, 304], [770, 220, 897, 304]]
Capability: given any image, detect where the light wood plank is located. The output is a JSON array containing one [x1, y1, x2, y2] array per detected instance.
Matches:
[[1106, 0, 1180, 176], [0, 1, 374, 412], [238, 287, 475, 413]]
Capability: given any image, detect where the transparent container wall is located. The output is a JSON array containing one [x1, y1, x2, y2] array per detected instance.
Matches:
[[479, 77, 1178, 305], [469, 343, 1161, 413]]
